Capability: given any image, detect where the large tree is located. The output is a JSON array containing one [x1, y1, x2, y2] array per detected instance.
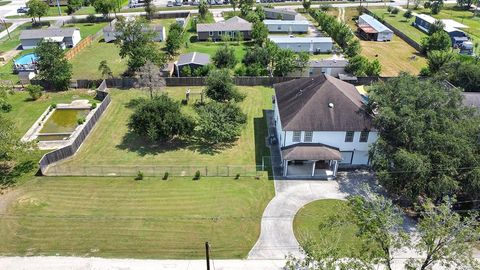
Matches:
[[198, 0, 209, 20], [273, 49, 309, 77], [135, 61, 165, 99], [165, 22, 184, 56], [407, 198, 480, 270], [144, 0, 156, 20], [114, 18, 163, 71], [35, 41, 72, 91], [251, 21, 268, 46], [421, 30, 451, 53], [195, 102, 247, 144], [128, 95, 195, 142], [212, 44, 237, 69], [205, 69, 244, 102], [367, 74, 480, 202], [92, 0, 116, 18], [26, 0, 49, 23]]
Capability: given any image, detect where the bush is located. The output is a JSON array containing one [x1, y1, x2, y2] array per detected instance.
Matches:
[[91, 102, 97, 109], [162, 172, 169, 180], [235, 173, 240, 180], [135, 171, 144, 180], [391, 7, 400, 14], [193, 170, 201, 180], [319, 4, 331, 11], [77, 117, 86, 125], [25, 84, 43, 100], [86, 14, 97, 23], [387, 6, 393, 12], [51, 103, 57, 109], [205, 69, 245, 102]]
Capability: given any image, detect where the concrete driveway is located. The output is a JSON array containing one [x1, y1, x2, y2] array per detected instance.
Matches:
[[248, 171, 374, 259]]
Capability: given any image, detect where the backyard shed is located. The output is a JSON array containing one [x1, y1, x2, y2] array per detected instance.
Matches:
[[268, 36, 333, 53], [357, 14, 393, 41], [103, 24, 166, 43], [264, 8, 297, 20], [175, 52, 210, 76], [264, 20, 309, 33], [20, 28, 81, 49]]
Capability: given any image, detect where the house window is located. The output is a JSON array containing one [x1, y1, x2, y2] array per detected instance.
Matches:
[[293, 131, 301, 142], [304, 131, 313, 142], [359, 131, 369, 142], [209, 31, 213, 36], [345, 131, 354, 142]]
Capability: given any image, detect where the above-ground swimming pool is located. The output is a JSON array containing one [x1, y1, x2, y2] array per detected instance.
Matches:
[[14, 53, 38, 71]]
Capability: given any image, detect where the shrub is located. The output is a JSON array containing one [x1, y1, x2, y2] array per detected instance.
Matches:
[[235, 173, 240, 180], [391, 7, 400, 14], [86, 14, 97, 23], [91, 102, 97, 109], [51, 103, 57, 109], [162, 172, 169, 180], [25, 84, 43, 100], [387, 6, 393, 12], [77, 117, 86, 125], [193, 170, 201, 180], [135, 170, 144, 180]]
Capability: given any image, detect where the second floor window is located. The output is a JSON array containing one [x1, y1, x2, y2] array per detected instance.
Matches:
[[360, 131, 369, 142], [293, 131, 301, 142], [304, 131, 313, 142], [345, 131, 354, 142]]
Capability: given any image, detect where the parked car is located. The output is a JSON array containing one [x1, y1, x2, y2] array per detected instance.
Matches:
[[17, 7, 29, 13], [167, 0, 173, 6]]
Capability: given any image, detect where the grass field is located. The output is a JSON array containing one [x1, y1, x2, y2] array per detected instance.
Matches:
[[55, 86, 272, 168], [70, 38, 127, 79], [337, 7, 427, 76], [2, 90, 96, 137], [0, 176, 274, 258], [294, 199, 375, 257], [62, 22, 108, 38]]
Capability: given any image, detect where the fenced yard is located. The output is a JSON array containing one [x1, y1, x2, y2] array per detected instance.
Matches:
[[47, 86, 273, 176]]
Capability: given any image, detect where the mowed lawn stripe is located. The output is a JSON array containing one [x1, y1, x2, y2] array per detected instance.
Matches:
[[0, 177, 273, 258]]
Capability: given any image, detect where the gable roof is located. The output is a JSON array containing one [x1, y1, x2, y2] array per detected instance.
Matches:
[[20, 28, 78, 40], [197, 16, 252, 32], [359, 14, 393, 33], [281, 143, 342, 161], [274, 75, 373, 131], [103, 24, 164, 32], [176, 52, 210, 66]]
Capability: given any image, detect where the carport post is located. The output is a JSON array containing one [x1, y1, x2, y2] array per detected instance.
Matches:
[[311, 160, 316, 177]]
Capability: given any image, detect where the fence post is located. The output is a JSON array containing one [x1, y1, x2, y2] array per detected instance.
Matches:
[[205, 166, 208, 176]]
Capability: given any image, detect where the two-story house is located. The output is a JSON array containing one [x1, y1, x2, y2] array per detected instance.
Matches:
[[273, 75, 377, 178]]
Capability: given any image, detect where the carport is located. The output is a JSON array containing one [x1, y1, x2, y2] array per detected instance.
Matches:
[[281, 143, 341, 179]]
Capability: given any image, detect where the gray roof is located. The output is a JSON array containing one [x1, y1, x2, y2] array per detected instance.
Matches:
[[264, 7, 297, 16], [359, 14, 393, 33], [176, 52, 210, 66], [197, 16, 252, 32], [103, 24, 164, 32], [274, 75, 373, 131], [462, 92, 480, 108], [309, 59, 349, 68], [269, 36, 333, 44], [264, 20, 309, 26], [281, 143, 342, 161], [20, 28, 78, 40]]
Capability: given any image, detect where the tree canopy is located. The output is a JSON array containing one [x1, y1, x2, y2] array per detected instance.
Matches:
[[205, 69, 244, 102], [367, 74, 480, 202], [212, 44, 238, 69], [26, 0, 49, 23], [251, 21, 268, 46], [35, 41, 72, 91], [165, 22, 185, 56]]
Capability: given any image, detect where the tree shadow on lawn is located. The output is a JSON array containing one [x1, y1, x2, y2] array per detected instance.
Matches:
[[116, 130, 236, 157]]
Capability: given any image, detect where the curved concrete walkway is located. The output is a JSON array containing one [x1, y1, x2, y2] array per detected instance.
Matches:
[[248, 172, 373, 259]]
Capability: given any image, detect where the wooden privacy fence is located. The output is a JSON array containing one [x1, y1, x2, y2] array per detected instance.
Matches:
[[65, 35, 95, 60], [362, 7, 423, 53], [39, 80, 110, 175]]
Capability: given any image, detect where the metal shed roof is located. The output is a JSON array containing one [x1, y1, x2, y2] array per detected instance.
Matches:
[[264, 20, 309, 26], [268, 36, 333, 44], [359, 14, 393, 33], [176, 52, 210, 66]]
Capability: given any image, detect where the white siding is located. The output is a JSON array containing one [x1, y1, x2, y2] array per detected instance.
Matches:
[[274, 41, 332, 53], [71, 30, 81, 47], [282, 130, 378, 165], [266, 23, 308, 33], [377, 31, 393, 42]]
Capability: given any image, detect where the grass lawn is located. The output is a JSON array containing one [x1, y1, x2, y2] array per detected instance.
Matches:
[[62, 22, 108, 38], [0, 23, 37, 53], [369, 8, 428, 44], [54, 86, 272, 169], [151, 18, 177, 29], [294, 199, 376, 257], [0, 176, 274, 258], [70, 38, 127, 79], [3, 89, 96, 137]]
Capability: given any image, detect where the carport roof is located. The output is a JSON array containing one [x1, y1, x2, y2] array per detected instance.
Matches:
[[281, 143, 342, 161]]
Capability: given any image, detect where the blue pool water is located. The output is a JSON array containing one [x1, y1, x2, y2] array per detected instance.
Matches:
[[14, 53, 38, 65]]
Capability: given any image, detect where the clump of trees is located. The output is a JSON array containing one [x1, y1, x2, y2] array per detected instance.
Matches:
[[345, 55, 382, 76], [251, 21, 268, 46], [205, 69, 245, 102], [366, 73, 480, 202], [114, 17, 164, 72], [35, 41, 73, 91], [212, 44, 238, 69], [26, 0, 49, 24], [165, 22, 185, 57]]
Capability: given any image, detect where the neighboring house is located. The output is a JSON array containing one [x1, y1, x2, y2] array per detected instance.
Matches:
[[175, 52, 210, 76], [264, 8, 297, 20], [264, 20, 309, 33], [357, 14, 393, 42], [269, 36, 333, 53], [289, 58, 349, 77], [414, 14, 473, 54], [274, 75, 377, 178], [44, 0, 67, 6], [103, 24, 166, 43], [19, 28, 81, 49], [196, 16, 252, 41]]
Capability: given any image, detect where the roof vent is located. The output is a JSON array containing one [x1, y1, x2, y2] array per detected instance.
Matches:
[[328, 103, 334, 108]]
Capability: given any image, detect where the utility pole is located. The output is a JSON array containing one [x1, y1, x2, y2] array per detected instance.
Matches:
[[56, 0, 62, 16], [205, 242, 210, 270], [2, 19, 10, 39]]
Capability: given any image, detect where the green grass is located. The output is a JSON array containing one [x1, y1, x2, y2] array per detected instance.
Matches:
[[70, 38, 127, 79], [369, 8, 428, 44], [294, 199, 376, 257], [55, 86, 272, 168], [0, 176, 274, 258], [0, 23, 36, 53], [62, 22, 108, 38], [2, 90, 96, 137]]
